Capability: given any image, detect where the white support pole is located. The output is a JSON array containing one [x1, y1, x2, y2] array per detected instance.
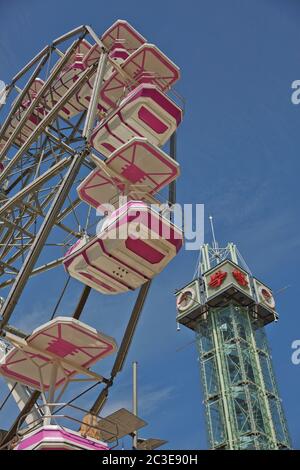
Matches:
[[201, 244, 210, 273], [45, 362, 59, 425], [82, 50, 108, 142], [132, 361, 138, 450], [228, 242, 238, 264]]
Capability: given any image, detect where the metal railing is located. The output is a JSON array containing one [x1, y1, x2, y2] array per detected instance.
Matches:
[[0, 402, 121, 450]]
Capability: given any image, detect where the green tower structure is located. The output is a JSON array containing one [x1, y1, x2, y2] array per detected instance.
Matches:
[[175, 239, 291, 450]]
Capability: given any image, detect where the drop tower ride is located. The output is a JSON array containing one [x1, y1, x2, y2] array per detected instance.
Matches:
[[175, 229, 291, 450]]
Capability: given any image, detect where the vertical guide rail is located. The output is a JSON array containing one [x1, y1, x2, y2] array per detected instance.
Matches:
[[0, 152, 84, 331], [248, 325, 278, 447], [210, 311, 235, 449]]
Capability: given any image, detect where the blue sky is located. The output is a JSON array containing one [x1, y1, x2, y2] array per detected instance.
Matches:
[[0, 0, 300, 449]]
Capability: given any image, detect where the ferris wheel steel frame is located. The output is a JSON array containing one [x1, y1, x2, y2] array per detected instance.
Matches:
[[0, 24, 178, 448]]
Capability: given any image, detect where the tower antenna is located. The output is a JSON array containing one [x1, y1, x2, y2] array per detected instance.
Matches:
[[209, 215, 218, 250]]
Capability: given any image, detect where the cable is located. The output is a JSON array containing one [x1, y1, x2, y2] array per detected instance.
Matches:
[[54, 380, 102, 415], [0, 383, 17, 410], [50, 275, 70, 320], [193, 249, 202, 280]]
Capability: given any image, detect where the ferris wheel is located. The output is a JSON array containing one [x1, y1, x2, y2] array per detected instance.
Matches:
[[0, 20, 184, 450]]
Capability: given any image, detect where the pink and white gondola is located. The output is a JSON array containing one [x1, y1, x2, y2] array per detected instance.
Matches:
[[63, 201, 183, 295], [0, 316, 116, 390], [102, 19, 146, 53], [82, 18, 145, 69], [76, 20, 145, 115], [0, 316, 116, 451], [91, 83, 182, 157], [99, 43, 180, 110], [46, 39, 93, 120], [77, 137, 180, 211], [78, 40, 180, 122], [77, 40, 130, 115], [84, 39, 130, 69], [14, 425, 109, 451], [2, 78, 47, 147], [44, 21, 146, 120]]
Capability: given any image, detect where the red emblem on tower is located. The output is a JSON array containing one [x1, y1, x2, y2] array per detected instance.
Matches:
[[208, 270, 227, 288], [232, 269, 248, 287]]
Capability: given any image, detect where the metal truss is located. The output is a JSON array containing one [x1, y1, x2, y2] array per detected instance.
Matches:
[[0, 24, 178, 447], [196, 303, 291, 450]]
